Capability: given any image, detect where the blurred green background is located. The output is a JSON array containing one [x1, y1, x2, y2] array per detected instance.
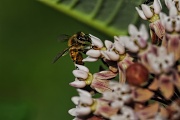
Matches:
[[0, 0, 110, 120]]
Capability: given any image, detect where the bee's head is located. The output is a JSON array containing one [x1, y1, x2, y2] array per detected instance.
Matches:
[[76, 32, 91, 43]]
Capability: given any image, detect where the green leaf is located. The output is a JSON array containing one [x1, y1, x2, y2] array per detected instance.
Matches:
[[38, 0, 144, 36], [0, 102, 31, 120]]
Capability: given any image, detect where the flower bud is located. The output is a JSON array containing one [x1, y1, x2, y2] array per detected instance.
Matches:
[[69, 80, 86, 88], [72, 70, 88, 79], [141, 4, 153, 18], [89, 34, 103, 48], [86, 49, 101, 58], [126, 63, 149, 86]]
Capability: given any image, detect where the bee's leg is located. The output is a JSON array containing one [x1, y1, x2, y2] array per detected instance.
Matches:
[[82, 49, 89, 54], [69, 49, 78, 63], [75, 53, 84, 65], [79, 45, 90, 54]]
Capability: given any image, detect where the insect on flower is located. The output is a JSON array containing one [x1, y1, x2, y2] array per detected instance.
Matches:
[[53, 32, 92, 65], [143, 0, 154, 5]]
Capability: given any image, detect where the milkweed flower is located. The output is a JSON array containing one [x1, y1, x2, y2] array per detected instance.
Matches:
[[114, 24, 149, 82], [167, 100, 180, 120], [135, 0, 164, 44], [70, 64, 117, 93], [135, 0, 162, 20], [70, 64, 92, 88], [160, 6, 180, 61], [90, 70, 117, 93], [146, 46, 174, 74], [110, 106, 137, 120], [102, 82, 133, 108], [58, 0, 180, 119], [82, 34, 103, 62], [135, 103, 168, 120], [100, 40, 118, 61], [155, 70, 180, 99], [100, 38, 134, 83], [69, 89, 119, 119], [114, 24, 149, 54], [165, 0, 180, 14], [128, 24, 149, 50], [68, 89, 94, 118]]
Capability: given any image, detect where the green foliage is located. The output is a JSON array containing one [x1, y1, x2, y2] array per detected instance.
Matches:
[[0, 0, 149, 120], [38, 0, 144, 36], [0, 102, 31, 120], [0, 0, 110, 120]]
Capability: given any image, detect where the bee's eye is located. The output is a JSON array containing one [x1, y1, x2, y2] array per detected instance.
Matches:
[[78, 36, 83, 40]]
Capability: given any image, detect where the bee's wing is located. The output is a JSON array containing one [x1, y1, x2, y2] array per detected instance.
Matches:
[[57, 34, 70, 42], [52, 47, 71, 63]]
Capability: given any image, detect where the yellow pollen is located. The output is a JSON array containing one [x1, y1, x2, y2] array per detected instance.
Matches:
[[85, 73, 93, 85], [90, 100, 97, 112], [119, 53, 126, 61], [101, 47, 107, 51], [149, 14, 160, 23]]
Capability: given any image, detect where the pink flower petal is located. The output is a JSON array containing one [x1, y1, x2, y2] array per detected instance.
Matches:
[[72, 70, 88, 79], [90, 34, 103, 48], [86, 49, 101, 58], [141, 4, 153, 18], [135, 7, 147, 20], [159, 12, 167, 27], [169, 6, 178, 17], [106, 51, 119, 61], [126, 42, 139, 53], [95, 99, 119, 118], [114, 40, 125, 54], [91, 78, 111, 93], [75, 64, 89, 73], [165, 0, 175, 9], [104, 40, 113, 49], [139, 24, 149, 41], [68, 108, 77, 116], [132, 88, 154, 102], [71, 96, 80, 105], [149, 20, 165, 41], [111, 100, 124, 108], [136, 103, 159, 120], [77, 89, 93, 105], [175, 16, 180, 32], [153, 0, 162, 14], [166, 20, 174, 32], [95, 71, 117, 80], [69, 80, 86, 88], [148, 78, 158, 91], [77, 89, 91, 98], [82, 56, 98, 62], [167, 34, 180, 61], [118, 54, 134, 83], [128, 24, 139, 36], [159, 74, 174, 99], [76, 107, 91, 116]]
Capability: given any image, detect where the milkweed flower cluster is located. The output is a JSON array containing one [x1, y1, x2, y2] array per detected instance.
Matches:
[[67, 0, 180, 120]]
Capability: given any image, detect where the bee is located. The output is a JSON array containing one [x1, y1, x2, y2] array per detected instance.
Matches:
[[53, 32, 91, 65], [143, 0, 154, 5]]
